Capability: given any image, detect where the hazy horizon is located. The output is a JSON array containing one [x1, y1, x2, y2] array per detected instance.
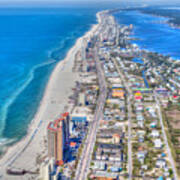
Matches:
[[0, 0, 180, 8]]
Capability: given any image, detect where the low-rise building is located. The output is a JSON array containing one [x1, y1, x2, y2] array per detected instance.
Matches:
[[154, 139, 163, 149]]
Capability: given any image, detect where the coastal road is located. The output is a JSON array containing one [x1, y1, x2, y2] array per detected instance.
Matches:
[[112, 58, 133, 180], [74, 45, 107, 180], [155, 92, 178, 180]]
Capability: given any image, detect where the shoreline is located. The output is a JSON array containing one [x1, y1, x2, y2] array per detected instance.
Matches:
[[139, 10, 180, 29], [0, 10, 103, 179], [114, 9, 180, 60]]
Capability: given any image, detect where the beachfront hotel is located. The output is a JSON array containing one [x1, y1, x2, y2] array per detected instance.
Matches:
[[47, 113, 69, 165]]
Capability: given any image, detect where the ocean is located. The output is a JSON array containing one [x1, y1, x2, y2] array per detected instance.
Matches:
[[0, 7, 97, 152]]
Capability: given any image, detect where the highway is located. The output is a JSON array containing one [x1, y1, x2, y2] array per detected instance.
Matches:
[[75, 11, 133, 180], [74, 46, 107, 180], [155, 92, 178, 180], [112, 58, 133, 180]]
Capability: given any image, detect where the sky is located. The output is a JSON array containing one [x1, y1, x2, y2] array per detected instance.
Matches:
[[0, 0, 180, 7]]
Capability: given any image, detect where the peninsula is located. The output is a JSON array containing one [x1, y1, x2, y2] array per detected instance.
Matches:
[[1, 9, 180, 180]]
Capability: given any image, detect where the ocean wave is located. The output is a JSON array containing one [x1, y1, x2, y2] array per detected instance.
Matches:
[[0, 28, 82, 142], [48, 39, 67, 60], [0, 137, 16, 146], [0, 60, 56, 138], [161, 7, 180, 10], [49, 33, 76, 61]]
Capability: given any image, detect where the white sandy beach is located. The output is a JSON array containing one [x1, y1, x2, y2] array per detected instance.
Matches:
[[0, 12, 102, 180]]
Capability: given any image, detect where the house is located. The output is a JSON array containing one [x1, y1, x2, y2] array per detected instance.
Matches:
[[70, 142, 77, 149], [137, 151, 147, 159], [156, 159, 166, 168], [95, 154, 102, 160], [137, 130, 145, 143], [101, 154, 108, 161], [136, 115, 144, 121], [141, 165, 148, 170], [136, 105, 144, 112], [112, 90, 125, 99], [106, 99, 122, 105], [164, 171, 170, 177], [144, 95, 154, 102], [166, 178, 173, 180], [154, 139, 163, 149], [109, 154, 121, 162], [134, 91, 143, 101], [138, 136, 144, 143], [90, 171, 119, 180], [92, 161, 106, 171], [112, 134, 121, 144], [71, 106, 91, 124], [137, 130, 146, 136], [151, 130, 160, 138], [97, 136, 113, 144], [78, 92, 85, 106], [171, 95, 179, 103], [137, 121, 144, 128], [115, 115, 125, 121], [150, 121, 157, 128], [148, 108, 157, 118], [137, 150, 147, 164]]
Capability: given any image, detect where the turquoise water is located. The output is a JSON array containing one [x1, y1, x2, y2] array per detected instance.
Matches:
[[0, 7, 97, 150]]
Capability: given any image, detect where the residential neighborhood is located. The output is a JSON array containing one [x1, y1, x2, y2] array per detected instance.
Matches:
[[38, 10, 180, 180]]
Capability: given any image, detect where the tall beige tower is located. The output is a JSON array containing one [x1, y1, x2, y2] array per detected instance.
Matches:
[[47, 112, 69, 166], [47, 118, 64, 165]]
